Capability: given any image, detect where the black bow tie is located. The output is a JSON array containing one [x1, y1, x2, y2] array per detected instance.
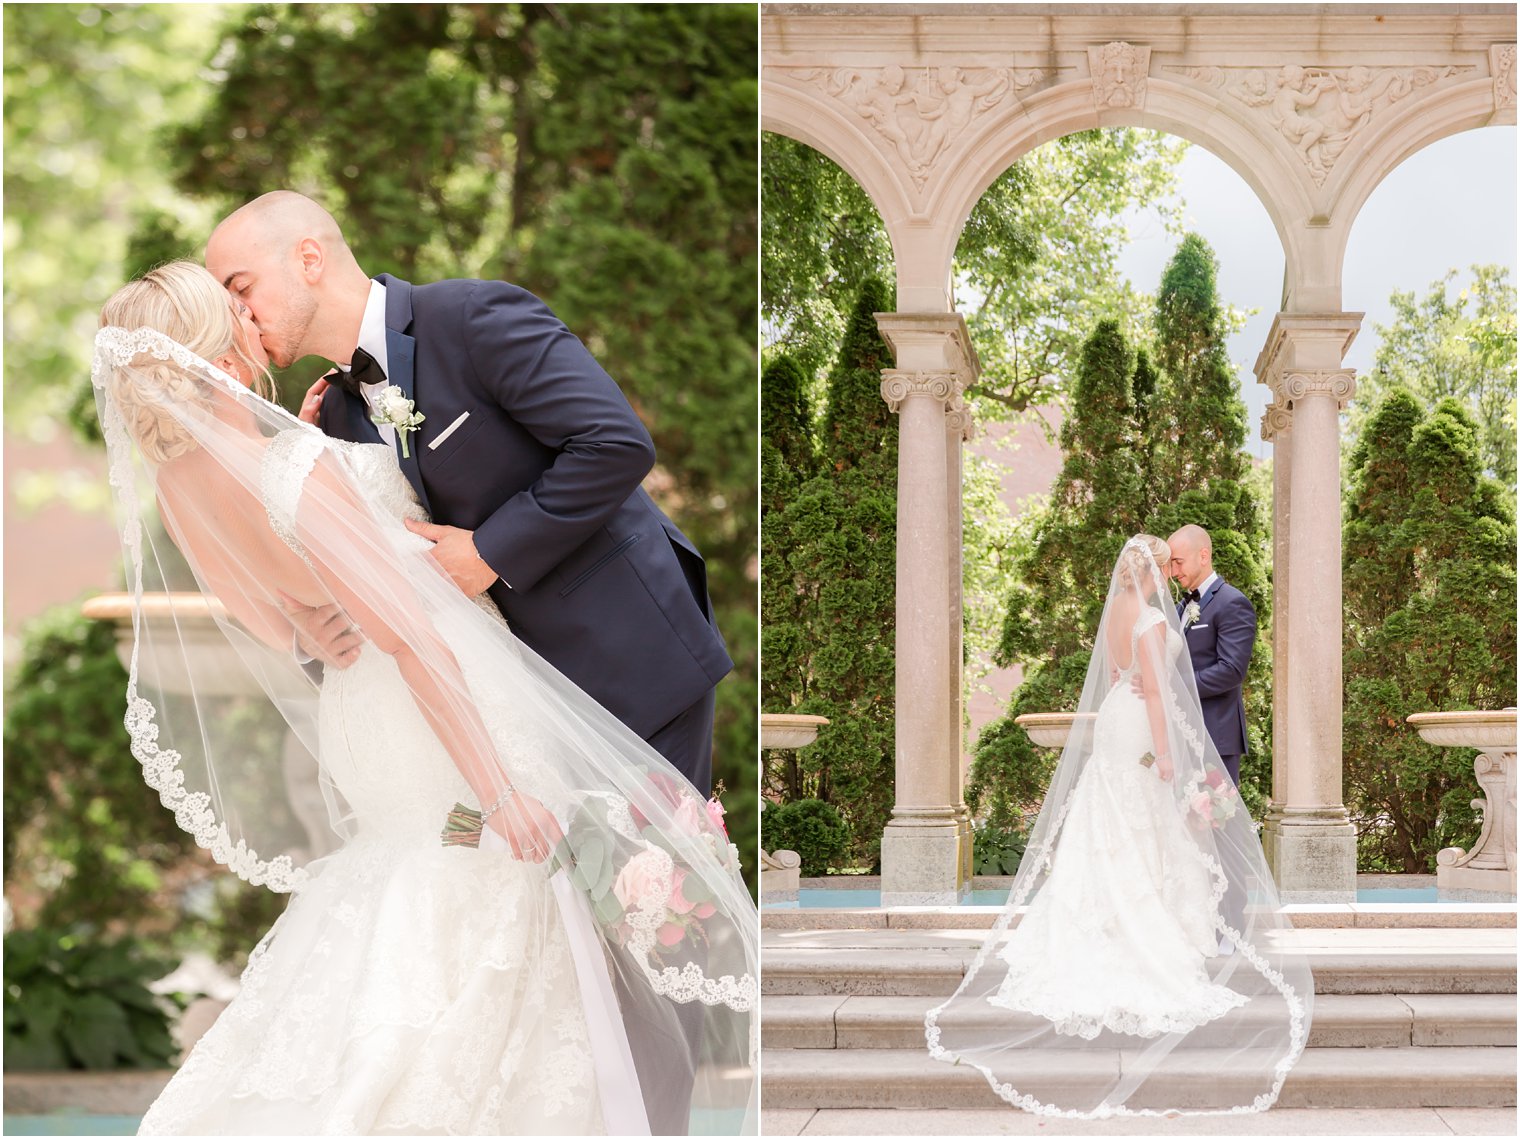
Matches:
[[336, 346, 385, 397], [1182, 589, 1202, 604]]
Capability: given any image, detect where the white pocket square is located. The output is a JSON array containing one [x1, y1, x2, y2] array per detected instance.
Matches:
[[1188, 623, 1210, 631], [427, 411, 471, 450]]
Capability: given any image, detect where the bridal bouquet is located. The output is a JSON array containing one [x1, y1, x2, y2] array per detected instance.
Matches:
[[441, 775, 737, 955], [1184, 769, 1240, 830]]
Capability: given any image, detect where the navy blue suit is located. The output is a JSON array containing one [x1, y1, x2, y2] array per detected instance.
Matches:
[[317, 275, 732, 793], [1177, 576, 1256, 787]]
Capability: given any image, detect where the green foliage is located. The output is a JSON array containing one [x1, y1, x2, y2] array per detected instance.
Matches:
[[3, 606, 288, 956], [759, 799, 851, 878], [1350, 266, 1516, 491], [972, 820, 1027, 877], [4, 2, 225, 430], [761, 126, 1188, 421], [971, 234, 1271, 822], [1343, 389, 1517, 872], [762, 280, 898, 867], [3, 929, 185, 1072]]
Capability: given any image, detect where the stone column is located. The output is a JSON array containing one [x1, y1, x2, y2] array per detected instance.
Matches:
[[946, 391, 975, 885], [1255, 313, 1362, 902], [876, 313, 979, 905], [1260, 400, 1292, 880]]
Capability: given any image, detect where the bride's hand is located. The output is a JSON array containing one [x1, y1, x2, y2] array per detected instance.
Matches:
[[487, 791, 564, 863], [1155, 754, 1174, 782]]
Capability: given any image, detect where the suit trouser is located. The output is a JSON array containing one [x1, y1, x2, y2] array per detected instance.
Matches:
[[1218, 753, 1249, 939], [618, 687, 718, 1134]]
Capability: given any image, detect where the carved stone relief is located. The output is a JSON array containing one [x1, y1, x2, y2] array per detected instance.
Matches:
[[1089, 42, 1150, 110], [1493, 44, 1517, 111], [1166, 63, 1474, 184], [782, 66, 1044, 188]]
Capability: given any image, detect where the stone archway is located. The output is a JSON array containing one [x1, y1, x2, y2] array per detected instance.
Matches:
[[762, 3, 1517, 903]]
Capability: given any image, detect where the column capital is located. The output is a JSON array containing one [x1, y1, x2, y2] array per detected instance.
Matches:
[[1261, 400, 1294, 442], [946, 399, 975, 442], [1277, 370, 1358, 406], [881, 369, 959, 413]]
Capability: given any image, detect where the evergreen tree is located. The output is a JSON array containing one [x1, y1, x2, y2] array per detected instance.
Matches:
[[761, 279, 899, 866], [1343, 390, 1517, 871], [761, 353, 816, 517]]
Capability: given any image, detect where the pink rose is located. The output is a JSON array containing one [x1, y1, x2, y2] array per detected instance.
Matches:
[[1190, 792, 1213, 817], [694, 902, 716, 920], [668, 867, 696, 915], [1204, 769, 1225, 788], [657, 921, 687, 947], [706, 796, 728, 836], [614, 847, 670, 913], [673, 797, 709, 837]]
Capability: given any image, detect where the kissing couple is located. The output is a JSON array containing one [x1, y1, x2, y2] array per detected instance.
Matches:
[[94, 191, 757, 1135]]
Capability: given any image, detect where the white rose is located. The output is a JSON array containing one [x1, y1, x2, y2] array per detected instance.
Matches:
[[379, 386, 411, 418]]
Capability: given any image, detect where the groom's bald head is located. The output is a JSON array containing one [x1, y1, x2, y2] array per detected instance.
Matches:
[[1166, 524, 1213, 589], [205, 191, 369, 368]]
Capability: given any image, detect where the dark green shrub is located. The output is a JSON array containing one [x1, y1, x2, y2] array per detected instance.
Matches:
[[972, 822, 1026, 877], [3, 929, 186, 1071], [761, 798, 850, 877]]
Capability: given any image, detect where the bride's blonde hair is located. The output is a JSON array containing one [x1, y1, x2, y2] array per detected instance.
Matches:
[[1116, 533, 1170, 589], [99, 261, 274, 464]]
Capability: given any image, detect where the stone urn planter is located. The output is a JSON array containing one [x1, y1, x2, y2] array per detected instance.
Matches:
[[1407, 709, 1517, 896], [1013, 712, 1097, 751], [759, 714, 830, 903]]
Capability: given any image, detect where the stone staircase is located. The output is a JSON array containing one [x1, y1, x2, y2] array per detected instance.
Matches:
[[761, 908, 1517, 1132]]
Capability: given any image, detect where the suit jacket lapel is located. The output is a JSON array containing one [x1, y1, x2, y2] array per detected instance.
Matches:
[[378, 276, 432, 517], [343, 388, 382, 444], [1199, 576, 1226, 613]]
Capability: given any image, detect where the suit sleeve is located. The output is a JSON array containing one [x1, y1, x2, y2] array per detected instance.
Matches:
[[1193, 590, 1257, 698], [461, 281, 656, 593]]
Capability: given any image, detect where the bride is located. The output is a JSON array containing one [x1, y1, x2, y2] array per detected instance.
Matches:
[[93, 262, 757, 1135], [926, 535, 1311, 1117]]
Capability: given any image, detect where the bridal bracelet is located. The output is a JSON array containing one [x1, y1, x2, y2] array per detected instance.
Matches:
[[479, 786, 518, 823]]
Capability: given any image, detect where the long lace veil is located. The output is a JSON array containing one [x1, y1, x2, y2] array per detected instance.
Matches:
[[92, 324, 757, 1134], [925, 536, 1311, 1117]]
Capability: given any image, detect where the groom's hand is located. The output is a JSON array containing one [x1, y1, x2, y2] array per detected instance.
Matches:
[[405, 518, 500, 597], [299, 375, 334, 426], [276, 591, 363, 669]]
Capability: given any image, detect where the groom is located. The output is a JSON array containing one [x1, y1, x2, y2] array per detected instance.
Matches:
[[1166, 524, 1257, 788], [205, 191, 732, 795]]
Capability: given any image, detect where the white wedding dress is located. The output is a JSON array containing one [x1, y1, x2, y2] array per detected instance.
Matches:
[[988, 606, 1247, 1038], [139, 441, 608, 1136]]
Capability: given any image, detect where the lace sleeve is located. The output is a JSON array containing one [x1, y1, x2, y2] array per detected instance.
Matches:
[[261, 430, 334, 566], [1131, 604, 1168, 654]]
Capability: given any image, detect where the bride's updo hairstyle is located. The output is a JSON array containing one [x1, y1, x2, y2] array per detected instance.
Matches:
[[1115, 532, 1169, 590], [99, 260, 273, 464]]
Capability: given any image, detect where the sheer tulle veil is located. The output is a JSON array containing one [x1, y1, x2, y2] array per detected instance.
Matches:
[[91, 316, 758, 1134], [925, 535, 1311, 1118]]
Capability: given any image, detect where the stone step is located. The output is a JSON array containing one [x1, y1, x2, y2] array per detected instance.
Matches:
[[759, 1046, 1519, 1111], [762, 904, 1517, 931], [762, 928, 1518, 997], [762, 993, 1517, 1050], [762, 1106, 1520, 1136]]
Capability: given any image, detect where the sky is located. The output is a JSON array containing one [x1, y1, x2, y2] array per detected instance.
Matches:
[[1116, 127, 1518, 458]]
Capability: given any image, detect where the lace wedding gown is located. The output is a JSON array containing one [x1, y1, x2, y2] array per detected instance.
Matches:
[[988, 606, 1248, 1039], [139, 440, 606, 1136]]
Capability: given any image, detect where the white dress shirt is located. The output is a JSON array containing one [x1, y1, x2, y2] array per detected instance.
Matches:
[[335, 280, 395, 448]]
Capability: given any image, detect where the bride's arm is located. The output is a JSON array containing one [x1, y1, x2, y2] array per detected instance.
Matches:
[[289, 453, 560, 859], [1135, 622, 1175, 781]]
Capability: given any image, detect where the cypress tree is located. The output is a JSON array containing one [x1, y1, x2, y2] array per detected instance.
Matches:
[[1343, 391, 1517, 871], [761, 280, 900, 866]]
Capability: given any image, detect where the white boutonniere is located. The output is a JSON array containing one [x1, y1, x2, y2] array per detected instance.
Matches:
[[1183, 600, 1202, 628], [372, 385, 425, 458]]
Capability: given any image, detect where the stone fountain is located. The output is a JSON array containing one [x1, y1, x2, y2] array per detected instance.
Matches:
[[759, 714, 830, 904], [1407, 709, 1517, 898]]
